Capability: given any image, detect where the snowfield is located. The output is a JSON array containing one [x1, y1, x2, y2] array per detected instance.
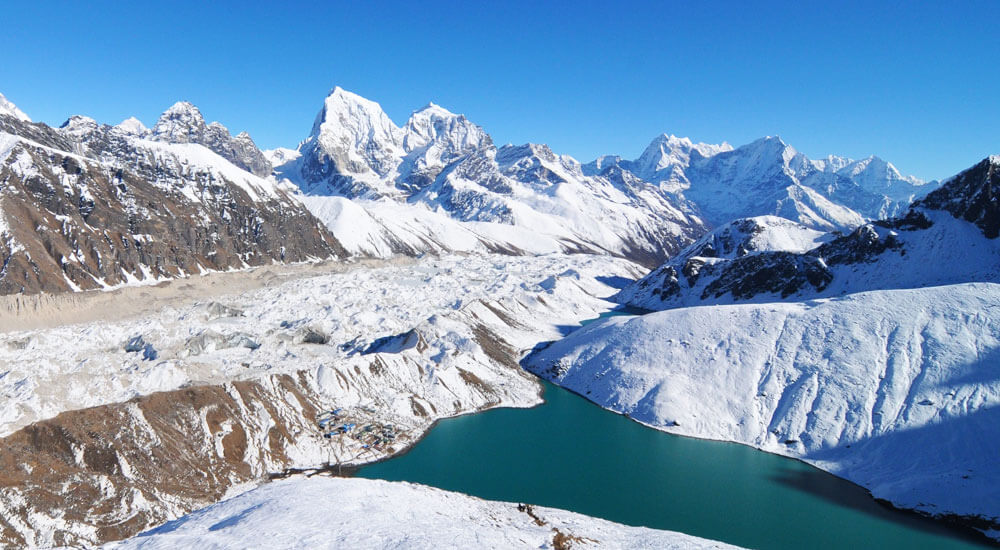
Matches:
[[104, 477, 742, 550], [525, 282, 1000, 537]]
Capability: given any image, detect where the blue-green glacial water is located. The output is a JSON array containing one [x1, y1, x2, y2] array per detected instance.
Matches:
[[359, 313, 991, 549]]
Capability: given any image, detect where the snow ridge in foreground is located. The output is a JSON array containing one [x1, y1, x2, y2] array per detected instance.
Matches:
[[104, 477, 743, 550]]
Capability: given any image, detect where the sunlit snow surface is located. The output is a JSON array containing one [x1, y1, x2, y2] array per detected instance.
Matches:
[[526, 282, 1000, 534], [104, 477, 742, 550]]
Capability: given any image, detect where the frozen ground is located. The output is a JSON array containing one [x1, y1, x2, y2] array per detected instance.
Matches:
[[525, 282, 1000, 538], [104, 477, 743, 550]]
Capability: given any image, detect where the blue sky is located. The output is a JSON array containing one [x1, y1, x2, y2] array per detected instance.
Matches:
[[1, 1, 996, 180]]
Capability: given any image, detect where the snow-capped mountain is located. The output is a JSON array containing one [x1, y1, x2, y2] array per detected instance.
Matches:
[[277, 88, 932, 266], [0, 93, 30, 123], [277, 88, 708, 266], [525, 155, 1000, 540], [585, 133, 734, 191], [595, 134, 934, 231], [0, 95, 343, 294], [618, 156, 999, 311]]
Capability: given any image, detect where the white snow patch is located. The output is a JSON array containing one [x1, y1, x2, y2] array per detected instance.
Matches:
[[104, 477, 742, 550]]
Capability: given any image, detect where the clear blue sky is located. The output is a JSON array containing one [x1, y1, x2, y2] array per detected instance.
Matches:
[[1, 1, 996, 180]]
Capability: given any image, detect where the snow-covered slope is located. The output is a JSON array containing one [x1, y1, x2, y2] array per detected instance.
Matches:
[[0, 93, 30, 122], [525, 283, 1000, 538], [0, 100, 342, 294], [300, 196, 572, 258], [105, 477, 741, 550]]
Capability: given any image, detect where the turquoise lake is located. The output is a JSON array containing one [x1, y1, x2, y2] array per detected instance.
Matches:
[[358, 313, 992, 549]]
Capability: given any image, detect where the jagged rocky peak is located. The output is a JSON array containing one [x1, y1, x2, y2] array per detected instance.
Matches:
[[150, 100, 271, 177], [913, 155, 1000, 238], [152, 100, 207, 143], [311, 87, 403, 158], [495, 143, 578, 186], [402, 102, 491, 154], [0, 92, 31, 122]]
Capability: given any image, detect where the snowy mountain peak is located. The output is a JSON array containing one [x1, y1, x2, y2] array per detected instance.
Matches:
[[59, 115, 100, 138], [147, 101, 271, 176], [402, 102, 489, 154], [304, 86, 403, 179], [160, 101, 204, 123], [0, 92, 30, 122], [631, 133, 732, 183], [312, 86, 401, 141], [114, 116, 149, 137], [152, 101, 209, 143], [414, 101, 451, 116]]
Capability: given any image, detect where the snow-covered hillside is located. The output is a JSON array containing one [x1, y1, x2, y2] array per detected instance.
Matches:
[[525, 283, 1000, 539], [105, 477, 742, 550], [617, 209, 1000, 311]]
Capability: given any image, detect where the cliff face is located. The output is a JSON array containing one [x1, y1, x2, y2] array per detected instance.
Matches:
[[0, 114, 344, 295]]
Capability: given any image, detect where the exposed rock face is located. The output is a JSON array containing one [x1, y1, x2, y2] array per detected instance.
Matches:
[[913, 156, 1000, 238], [0, 111, 344, 295]]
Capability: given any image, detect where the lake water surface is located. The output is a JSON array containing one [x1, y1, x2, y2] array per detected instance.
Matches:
[[358, 313, 991, 549]]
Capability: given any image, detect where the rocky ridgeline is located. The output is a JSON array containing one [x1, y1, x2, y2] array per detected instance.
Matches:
[[0, 107, 344, 295]]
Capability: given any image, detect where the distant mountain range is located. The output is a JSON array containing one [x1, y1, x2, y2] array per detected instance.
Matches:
[[0, 88, 943, 293], [273, 87, 935, 264]]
